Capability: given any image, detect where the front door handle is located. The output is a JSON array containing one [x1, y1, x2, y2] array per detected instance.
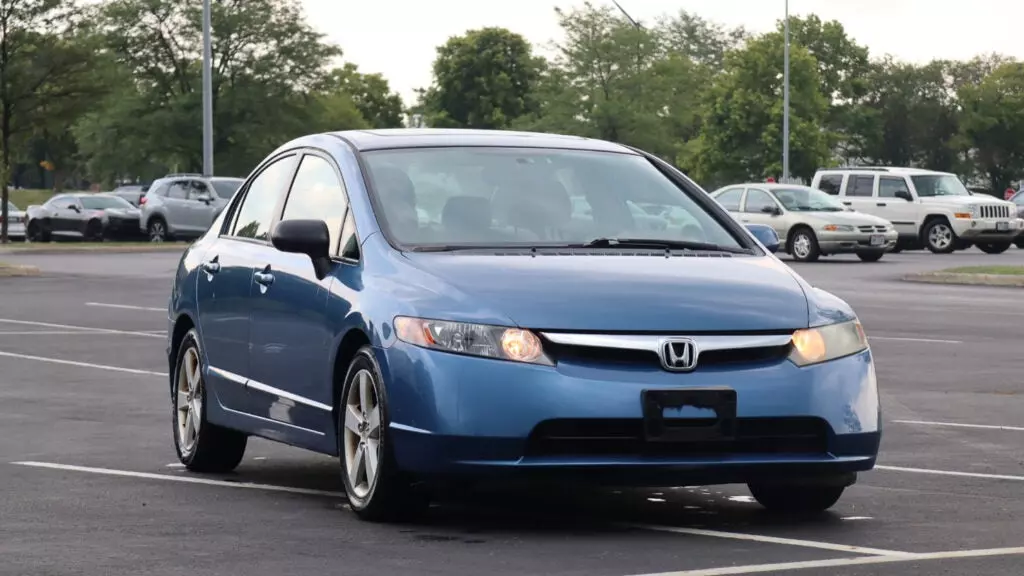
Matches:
[[254, 266, 274, 287], [876, 202, 887, 207], [842, 201, 852, 206], [200, 256, 220, 274]]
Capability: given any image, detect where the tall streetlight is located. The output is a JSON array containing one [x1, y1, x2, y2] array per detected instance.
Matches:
[[202, 0, 213, 177], [782, 0, 790, 182]]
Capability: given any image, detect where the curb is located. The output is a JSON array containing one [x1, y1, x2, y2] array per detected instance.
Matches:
[[0, 264, 41, 277], [902, 272, 1024, 287], [0, 244, 188, 256]]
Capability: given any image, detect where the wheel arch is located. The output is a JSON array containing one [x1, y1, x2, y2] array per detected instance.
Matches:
[[330, 327, 373, 435], [169, 313, 197, 391]]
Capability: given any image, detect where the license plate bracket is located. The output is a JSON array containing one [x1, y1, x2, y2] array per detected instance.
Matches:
[[642, 388, 737, 442], [996, 221, 1009, 231], [869, 234, 884, 246]]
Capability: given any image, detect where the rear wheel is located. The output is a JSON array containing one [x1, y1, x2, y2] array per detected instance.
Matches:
[[976, 241, 1011, 254], [748, 483, 845, 513], [856, 250, 884, 262], [338, 347, 429, 522], [172, 329, 247, 472]]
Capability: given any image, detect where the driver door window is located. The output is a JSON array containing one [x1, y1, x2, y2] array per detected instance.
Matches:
[[879, 177, 911, 200], [743, 189, 778, 214]]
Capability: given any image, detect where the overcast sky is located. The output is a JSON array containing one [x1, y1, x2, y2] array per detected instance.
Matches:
[[300, 0, 1020, 106]]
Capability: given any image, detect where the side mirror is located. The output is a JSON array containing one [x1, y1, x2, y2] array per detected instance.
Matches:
[[66, 204, 79, 211], [761, 205, 781, 216], [196, 193, 214, 204], [271, 219, 333, 279], [745, 223, 781, 253], [895, 190, 912, 201]]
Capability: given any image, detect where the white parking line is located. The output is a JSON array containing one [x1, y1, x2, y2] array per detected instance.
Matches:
[[0, 317, 163, 338], [876, 465, 1024, 482], [10, 461, 344, 498], [621, 524, 911, 557], [868, 336, 962, 344], [894, 419, 1024, 432], [629, 546, 1024, 576], [0, 331, 111, 336], [0, 350, 166, 377], [86, 302, 165, 313]]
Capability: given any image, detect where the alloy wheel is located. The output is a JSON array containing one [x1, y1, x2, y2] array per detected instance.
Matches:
[[176, 346, 203, 454], [792, 233, 811, 259], [149, 221, 166, 242], [343, 369, 382, 499], [928, 223, 953, 250]]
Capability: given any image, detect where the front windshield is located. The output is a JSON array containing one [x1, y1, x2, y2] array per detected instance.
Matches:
[[911, 174, 971, 197], [772, 187, 844, 212], [361, 147, 745, 250], [212, 179, 242, 199], [80, 196, 134, 210]]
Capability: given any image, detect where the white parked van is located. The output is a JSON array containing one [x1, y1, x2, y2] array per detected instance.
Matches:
[[810, 167, 1023, 254]]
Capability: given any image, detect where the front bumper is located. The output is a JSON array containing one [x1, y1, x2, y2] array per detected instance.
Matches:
[[106, 217, 144, 238], [817, 229, 898, 254], [378, 342, 881, 484], [954, 217, 1024, 241]]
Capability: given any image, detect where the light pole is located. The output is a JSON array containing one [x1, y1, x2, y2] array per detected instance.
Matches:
[[782, 0, 790, 182], [202, 0, 213, 177]]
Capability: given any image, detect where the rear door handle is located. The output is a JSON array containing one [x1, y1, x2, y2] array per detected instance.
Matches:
[[842, 201, 852, 206], [876, 203, 887, 207]]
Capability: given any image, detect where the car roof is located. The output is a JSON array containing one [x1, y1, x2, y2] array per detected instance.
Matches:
[[326, 128, 637, 154], [713, 183, 817, 192], [815, 166, 954, 176]]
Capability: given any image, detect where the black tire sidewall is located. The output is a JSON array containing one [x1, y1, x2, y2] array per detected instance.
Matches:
[[172, 329, 205, 465], [338, 346, 393, 512]]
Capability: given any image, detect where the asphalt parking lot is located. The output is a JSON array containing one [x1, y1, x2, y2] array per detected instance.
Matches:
[[1, 247, 1022, 576]]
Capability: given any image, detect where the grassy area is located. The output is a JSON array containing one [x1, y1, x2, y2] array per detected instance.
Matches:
[[6, 189, 57, 209], [941, 266, 1024, 276], [0, 261, 40, 276]]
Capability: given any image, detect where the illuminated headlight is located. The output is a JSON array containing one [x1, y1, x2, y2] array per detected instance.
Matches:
[[788, 320, 868, 367], [394, 316, 552, 365], [822, 224, 854, 232]]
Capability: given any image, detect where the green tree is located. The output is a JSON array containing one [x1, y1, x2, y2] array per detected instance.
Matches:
[[692, 32, 831, 186], [959, 62, 1024, 191], [0, 0, 98, 241], [81, 0, 349, 181], [325, 63, 404, 128], [418, 27, 543, 129], [655, 9, 748, 69]]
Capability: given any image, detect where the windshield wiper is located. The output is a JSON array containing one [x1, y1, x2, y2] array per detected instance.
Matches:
[[578, 237, 752, 254]]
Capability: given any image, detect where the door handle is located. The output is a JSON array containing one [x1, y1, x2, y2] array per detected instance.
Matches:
[[842, 201, 852, 206], [876, 203, 887, 207], [254, 267, 274, 286], [200, 256, 220, 274]]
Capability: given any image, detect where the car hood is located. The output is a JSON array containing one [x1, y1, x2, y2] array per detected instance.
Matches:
[[920, 196, 1013, 208], [398, 251, 811, 332], [102, 208, 141, 217], [800, 210, 890, 226]]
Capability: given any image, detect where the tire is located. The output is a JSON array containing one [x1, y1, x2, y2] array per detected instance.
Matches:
[[172, 328, 247, 473], [148, 217, 169, 242], [976, 241, 1011, 255], [856, 250, 884, 262], [338, 346, 428, 522], [922, 218, 957, 254], [748, 483, 845, 513], [27, 220, 51, 243], [1015, 237, 1024, 249], [85, 219, 104, 241], [788, 228, 821, 262]]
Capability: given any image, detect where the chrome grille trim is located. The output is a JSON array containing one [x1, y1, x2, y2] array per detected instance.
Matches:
[[539, 332, 793, 353]]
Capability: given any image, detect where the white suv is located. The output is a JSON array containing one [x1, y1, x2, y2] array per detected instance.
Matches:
[[810, 167, 1023, 254]]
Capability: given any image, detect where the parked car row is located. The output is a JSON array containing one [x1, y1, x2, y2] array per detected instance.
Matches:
[[709, 167, 1024, 262]]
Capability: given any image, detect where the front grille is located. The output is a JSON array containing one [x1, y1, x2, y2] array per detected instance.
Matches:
[[543, 340, 791, 370], [857, 225, 886, 233], [979, 205, 1010, 219], [524, 417, 830, 457]]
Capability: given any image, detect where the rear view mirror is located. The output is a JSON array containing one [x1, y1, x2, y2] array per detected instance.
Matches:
[[745, 223, 780, 253], [271, 219, 333, 279]]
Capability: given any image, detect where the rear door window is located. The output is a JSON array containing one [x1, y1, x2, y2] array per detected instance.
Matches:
[[846, 175, 876, 197]]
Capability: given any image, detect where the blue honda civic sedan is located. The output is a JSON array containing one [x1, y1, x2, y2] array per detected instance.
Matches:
[[166, 128, 880, 521]]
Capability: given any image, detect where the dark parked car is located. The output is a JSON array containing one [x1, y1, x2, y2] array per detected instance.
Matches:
[[109, 184, 150, 207], [167, 128, 879, 522], [26, 193, 144, 242]]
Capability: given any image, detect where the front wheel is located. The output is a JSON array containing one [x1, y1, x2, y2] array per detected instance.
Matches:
[[338, 347, 428, 522], [789, 229, 821, 262], [148, 218, 169, 242], [1015, 237, 1024, 249], [977, 241, 1011, 254], [748, 483, 845, 513], [923, 219, 957, 254], [856, 250, 884, 262], [172, 329, 247, 472]]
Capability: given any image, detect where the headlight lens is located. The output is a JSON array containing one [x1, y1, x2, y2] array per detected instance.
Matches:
[[393, 316, 552, 365], [789, 319, 868, 367], [822, 224, 854, 232]]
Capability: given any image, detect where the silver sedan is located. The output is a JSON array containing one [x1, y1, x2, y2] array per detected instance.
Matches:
[[709, 183, 898, 262]]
